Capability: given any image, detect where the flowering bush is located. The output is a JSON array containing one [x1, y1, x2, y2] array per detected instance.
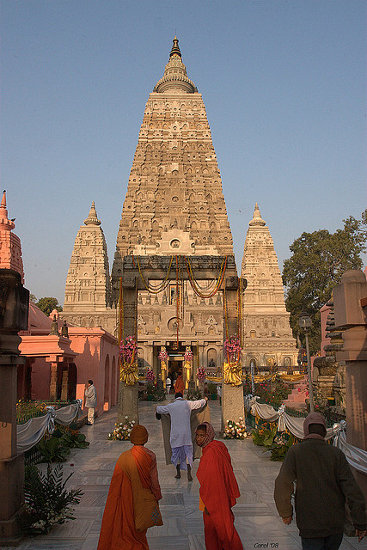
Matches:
[[16, 400, 47, 424], [269, 432, 298, 461], [184, 348, 193, 361], [120, 336, 137, 364], [22, 464, 83, 535], [252, 375, 291, 409], [251, 423, 277, 447], [224, 336, 241, 362], [146, 368, 155, 382], [224, 418, 248, 439], [158, 348, 168, 361], [108, 417, 136, 440], [197, 367, 206, 381]]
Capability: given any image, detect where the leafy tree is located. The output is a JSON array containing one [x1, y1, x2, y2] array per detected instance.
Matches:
[[29, 293, 37, 303], [283, 214, 367, 354], [36, 297, 63, 316]]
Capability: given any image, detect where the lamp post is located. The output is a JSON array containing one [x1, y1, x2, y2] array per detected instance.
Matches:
[[298, 313, 315, 412]]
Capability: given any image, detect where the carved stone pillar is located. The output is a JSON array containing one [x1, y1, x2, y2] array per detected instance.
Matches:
[[221, 277, 245, 431], [49, 361, 58, 401], [0, 269, 29, 545], [118, 276, 139, 423], [60, 364, 69, 402]]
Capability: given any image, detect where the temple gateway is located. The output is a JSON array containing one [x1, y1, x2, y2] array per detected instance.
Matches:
[[62, 37, 297, 380]]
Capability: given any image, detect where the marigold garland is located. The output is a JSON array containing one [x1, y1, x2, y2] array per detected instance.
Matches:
[[136, 255, 174, 294], [119, 336, 139, 385], [184, 256, 227, 298]]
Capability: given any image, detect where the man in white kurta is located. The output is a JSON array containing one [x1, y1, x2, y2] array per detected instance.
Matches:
[[156, 393, 207, 481]]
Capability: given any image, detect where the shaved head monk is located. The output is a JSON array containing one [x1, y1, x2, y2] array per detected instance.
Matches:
[[195, 422, 243, 550], [98, 424, 162, 550]]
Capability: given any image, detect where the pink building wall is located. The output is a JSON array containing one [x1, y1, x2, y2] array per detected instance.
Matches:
[[18, 306, 119, 417], [67, 327, 119, 415]]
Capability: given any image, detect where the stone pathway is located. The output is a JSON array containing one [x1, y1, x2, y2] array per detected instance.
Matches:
[[8, 400, 364, 550]]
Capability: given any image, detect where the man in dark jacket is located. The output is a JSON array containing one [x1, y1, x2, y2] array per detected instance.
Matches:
[[274, 412, 366, 550]]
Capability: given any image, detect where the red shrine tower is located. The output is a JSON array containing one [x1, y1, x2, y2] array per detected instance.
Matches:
[[0, 190, 24, 283]]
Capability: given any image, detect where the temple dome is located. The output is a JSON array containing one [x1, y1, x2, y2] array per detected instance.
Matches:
[[154, 37, 198, 94], [249, 203, 266, 227], [84, 201, 101, 226]]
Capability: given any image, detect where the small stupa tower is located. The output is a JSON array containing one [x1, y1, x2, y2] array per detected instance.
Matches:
[[0, 190, 24, 283], [63, 202, 112, 329], [241, 203, 298, 367]]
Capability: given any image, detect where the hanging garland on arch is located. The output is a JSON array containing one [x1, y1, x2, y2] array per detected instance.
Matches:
[[135, 255, 174, 294], [184, 255, 227, 298]]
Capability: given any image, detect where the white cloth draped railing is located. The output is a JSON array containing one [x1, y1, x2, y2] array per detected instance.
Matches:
[[17, 401, 82, 454], [246, 396, 367, 474]]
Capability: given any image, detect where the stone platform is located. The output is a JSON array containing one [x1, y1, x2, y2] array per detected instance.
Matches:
[[5, 400, 363, 550]]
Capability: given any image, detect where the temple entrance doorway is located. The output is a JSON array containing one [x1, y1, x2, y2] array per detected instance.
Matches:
[[167, 342, 185, 389], [165, 341, 197, 390]]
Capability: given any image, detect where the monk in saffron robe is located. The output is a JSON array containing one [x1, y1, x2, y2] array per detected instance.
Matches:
[[174, 372, 185, 394], [196, 422, 243, 550], [98, 424, 162, 550]]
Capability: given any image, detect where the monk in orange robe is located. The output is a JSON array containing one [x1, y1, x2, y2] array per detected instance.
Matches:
[[196, 422, 243, 550], [98, 424, 162, 550], [174, 372, 185, 394]]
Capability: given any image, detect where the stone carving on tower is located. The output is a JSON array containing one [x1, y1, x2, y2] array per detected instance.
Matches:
[[241, 203, 298, 367], [62, 202, 113, 331]]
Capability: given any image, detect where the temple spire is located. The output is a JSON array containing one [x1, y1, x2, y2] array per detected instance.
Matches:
[[170, 36, 181, 58], [249, 202, 266, 227], [0, 190, 24, 282], [154, 36, 197, 93], [84, 201, 101, 226], [0, 190, 15, 230]]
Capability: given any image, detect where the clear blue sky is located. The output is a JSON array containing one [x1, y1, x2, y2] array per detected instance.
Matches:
[[1, 1, 366, 303]]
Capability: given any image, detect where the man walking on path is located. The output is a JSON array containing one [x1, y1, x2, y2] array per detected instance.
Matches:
[[195, 422, 243, 550], [274, 412, 366, 550], [98, 424, 162, 550], [84, 379, 97, 425], [156, 392, 208, 481]]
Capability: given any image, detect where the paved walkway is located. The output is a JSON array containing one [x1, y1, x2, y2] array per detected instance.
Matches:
[[9, 400, 364, 550]]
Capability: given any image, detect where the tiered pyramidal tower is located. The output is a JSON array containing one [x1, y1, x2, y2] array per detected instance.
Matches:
[[63, 38, 234, 372], [63, 202, 112, 327], [111, 37, 233, 303], [241, 204, 298, 367]]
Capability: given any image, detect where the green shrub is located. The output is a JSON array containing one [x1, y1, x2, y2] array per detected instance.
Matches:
[[35, 426, 89, 463], [269, 433, 296, 461], [139, 382, 166, 401], [23, 464, 83, 535], [36, 437, 71, 463], [251, 424, 277, 447]]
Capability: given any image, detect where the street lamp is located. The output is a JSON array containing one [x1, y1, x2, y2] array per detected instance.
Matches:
[[298, 313, 315, 412]]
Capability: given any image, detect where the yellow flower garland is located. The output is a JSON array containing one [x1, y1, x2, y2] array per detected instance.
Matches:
[[120, 361, 139, 385]]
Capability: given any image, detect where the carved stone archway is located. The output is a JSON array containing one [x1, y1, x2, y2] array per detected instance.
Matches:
[[118, 254, 246, 428]]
